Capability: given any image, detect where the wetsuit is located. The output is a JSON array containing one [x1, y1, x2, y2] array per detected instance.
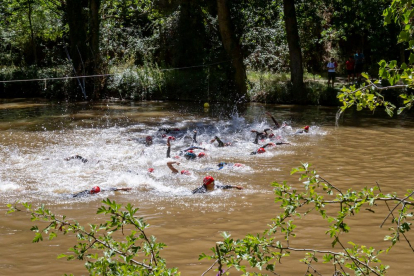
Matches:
[[158, 128, 180, 134], [167, 144, 171, 158], [192, 184, 235, 194], [64, 155, 88, 163], [268, 114, 281, 129], [213, 136, 225, 147], [192, 131, 198, 145], [179, 146, 205, 156], [252, 129, 272, 144], [250, 143, 276, 155], [72, 187, 119, 198]]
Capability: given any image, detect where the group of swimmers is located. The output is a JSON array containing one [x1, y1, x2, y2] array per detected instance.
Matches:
[[65, 112, 310, 197]]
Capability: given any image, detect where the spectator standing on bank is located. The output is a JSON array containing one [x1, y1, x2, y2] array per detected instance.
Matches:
[[327, 58, 338, 87], [346, 56, 355, 83]]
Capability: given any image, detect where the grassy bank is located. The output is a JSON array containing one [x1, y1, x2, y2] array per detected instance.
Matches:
[[247, 70, 341, 106], [1, 65, 344, 105]]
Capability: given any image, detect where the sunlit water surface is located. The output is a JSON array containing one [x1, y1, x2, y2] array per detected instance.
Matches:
[[1, 99, 413, 275]]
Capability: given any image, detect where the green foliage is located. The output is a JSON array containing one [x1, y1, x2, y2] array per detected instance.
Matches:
[[200, 163, 413, 275], [8, 163, 414, 275], [337, 0, 414, 116], [8, 199, 179, 275]]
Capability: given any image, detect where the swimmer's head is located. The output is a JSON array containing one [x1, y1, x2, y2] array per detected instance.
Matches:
[[162, 134, 167, 138], [173, 128, 180, 131], [90, 186, 101, 194], [198, 152, 206, 158], [257, 147, 266, 154], [184, 152, 196, 160], [146, 136, 153, 145], [181, 170, 191, 175], [174, 155, 181, 159], [234, 163, 243, 167], [303, 126, 309, 133], [187, 150, 194, 153], [203, 176, 215, 187], [167, 136, 176, 141], [217, 162, 227, 170], [148, 168, 154, 173]]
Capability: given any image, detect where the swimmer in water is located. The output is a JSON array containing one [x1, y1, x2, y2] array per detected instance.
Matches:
[[71, 186, 132, 198], [158, 127, 180, 134], [217, 162, 244, 170], [251, 128, 273, 144], [145, 136, 153, 146], [192, 176, 243, 194], [183, 150, 207, 160], [250, 142, 287, 155], [64, 155, 88, 163], [295, 125, 310, 134], [210, 136, 231, 147], [167, 161, 191, 175]]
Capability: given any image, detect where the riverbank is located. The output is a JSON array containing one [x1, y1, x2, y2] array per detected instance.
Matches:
[[0, 66, 349, 106]]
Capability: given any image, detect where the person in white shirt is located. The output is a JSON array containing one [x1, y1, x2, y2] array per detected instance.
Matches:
[[327, 58, 338, 87]]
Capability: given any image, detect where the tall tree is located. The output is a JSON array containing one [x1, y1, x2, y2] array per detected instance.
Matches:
[[217, 0, 247, 100], [89, 0, 101, 99], [283, 0, 305, 102]]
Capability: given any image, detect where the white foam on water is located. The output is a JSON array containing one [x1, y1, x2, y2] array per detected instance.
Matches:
[[0, 111, 327, 205]]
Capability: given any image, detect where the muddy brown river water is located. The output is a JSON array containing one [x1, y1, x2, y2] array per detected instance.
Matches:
[[0, 98, 413, 275]]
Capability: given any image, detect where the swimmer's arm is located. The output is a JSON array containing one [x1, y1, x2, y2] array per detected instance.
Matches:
[[266, 112, 280, 129], [167, 145, 171, 158], [217, 185, 243, 190], [193, 130, 197, 144], [167, 161, 179, 174], [64, 155, 88, 163], [114, 187, 132, 192]]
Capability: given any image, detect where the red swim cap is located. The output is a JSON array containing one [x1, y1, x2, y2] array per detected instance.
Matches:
[[162, 134, 167, 138], [304, 126, 309, 130], [203, 176, 215, 186], [90, 186, 100, 194], [269, 133, 275, 138], [146, 136, 152, 141], [257, 147, 266, 154], [234, 163, 243, 167], [167, 136, 176, 141], [148, 168, 154, 173], [181, 170, 191, 175], [174, 155, 180, 159], [198, 152, 206, 158], [187, 150, 194, 153]]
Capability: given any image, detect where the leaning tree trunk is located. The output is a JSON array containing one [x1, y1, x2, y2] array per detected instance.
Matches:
[[217, 0, 247, 100], [283, 0, 305, 103]]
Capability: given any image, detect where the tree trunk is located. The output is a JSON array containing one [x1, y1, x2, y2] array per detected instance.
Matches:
[[27, 1, 37, 65], [66, 0, 89, 99], [283, 0, 305, 102], [89, 0, 101, 99], [217, 0, 247, 100]]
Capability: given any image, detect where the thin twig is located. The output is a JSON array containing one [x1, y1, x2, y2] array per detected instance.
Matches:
[[201, 259, 218, 276], [376, 182, 414, 252], [380, 191, 414, 228], [335, 237, 372, 276]]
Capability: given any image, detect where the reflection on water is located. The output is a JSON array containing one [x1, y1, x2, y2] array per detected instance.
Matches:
[[1, 98, 414, 275]]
